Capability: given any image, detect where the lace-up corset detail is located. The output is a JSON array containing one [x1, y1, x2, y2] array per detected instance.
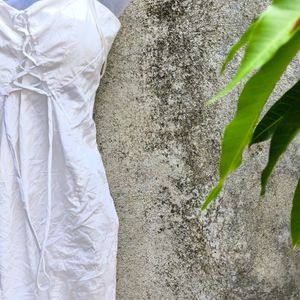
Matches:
[[5, 12, 50, 97]]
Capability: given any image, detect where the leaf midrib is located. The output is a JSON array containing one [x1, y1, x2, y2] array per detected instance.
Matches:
[[252, 115, 284, 143]]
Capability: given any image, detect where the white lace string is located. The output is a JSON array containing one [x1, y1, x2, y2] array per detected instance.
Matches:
[[2, 11, 53, 292]]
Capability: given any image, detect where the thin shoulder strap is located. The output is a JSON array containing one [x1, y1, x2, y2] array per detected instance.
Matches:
[[89, 0, 108, 79]]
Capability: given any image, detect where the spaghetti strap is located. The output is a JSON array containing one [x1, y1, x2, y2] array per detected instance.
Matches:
[[89, 0, 108, 79]]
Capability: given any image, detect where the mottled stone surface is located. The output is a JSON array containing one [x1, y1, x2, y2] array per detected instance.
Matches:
[[94, 0, 300, 299]]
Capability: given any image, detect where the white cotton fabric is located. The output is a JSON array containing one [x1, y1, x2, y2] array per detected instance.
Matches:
[[0, 0, 121, 299]]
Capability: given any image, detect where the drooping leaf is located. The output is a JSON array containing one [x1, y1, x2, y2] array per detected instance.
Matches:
[[207, 0, 300, 105], [250, 79, 300, 145], [260, 93, 300, 195], [220, 19, 257, 75], [201, 31, 300, 211], [291, 179, 300, 249]]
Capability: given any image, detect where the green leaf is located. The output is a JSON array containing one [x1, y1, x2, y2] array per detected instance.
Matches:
[[201, 31, 300, 211], [250, 79, 300, 145], [201, 181, 224, 211], [260, 85, 300, 195], [220, 19, 257, 75], [291, 179, 300, 249], [207, 0, 300, 105]]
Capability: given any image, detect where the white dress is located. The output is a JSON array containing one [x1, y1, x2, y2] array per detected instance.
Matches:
[[0, 0, 121, 298]]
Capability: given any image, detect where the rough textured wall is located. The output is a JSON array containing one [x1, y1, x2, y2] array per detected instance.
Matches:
[[94, 0, 300, 299]]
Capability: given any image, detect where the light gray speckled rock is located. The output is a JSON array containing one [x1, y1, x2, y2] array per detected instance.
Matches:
[[94, 0, 300, 299]]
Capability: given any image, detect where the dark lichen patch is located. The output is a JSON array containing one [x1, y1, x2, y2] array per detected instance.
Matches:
[[141, 0, 229, 295], [143, 184, 214, 296], [145, 0, 187, 23], [141, 0, 223, 180], [222, 276, 300, 300]]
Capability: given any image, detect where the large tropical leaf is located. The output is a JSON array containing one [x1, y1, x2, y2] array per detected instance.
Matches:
[[291, 179, 300, 248], [250, 79, 300, 145], [201, 31, 300, 211], [207, 0, 300, 105]]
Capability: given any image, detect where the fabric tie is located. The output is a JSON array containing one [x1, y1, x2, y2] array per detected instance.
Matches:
[[0, 11, 53, 291]]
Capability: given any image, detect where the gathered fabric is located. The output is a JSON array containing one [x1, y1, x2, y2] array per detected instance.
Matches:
[[0, 0, 121, 298]]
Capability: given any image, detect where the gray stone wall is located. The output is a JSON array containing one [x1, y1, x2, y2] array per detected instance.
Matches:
[[94, 0, 300, 299]]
